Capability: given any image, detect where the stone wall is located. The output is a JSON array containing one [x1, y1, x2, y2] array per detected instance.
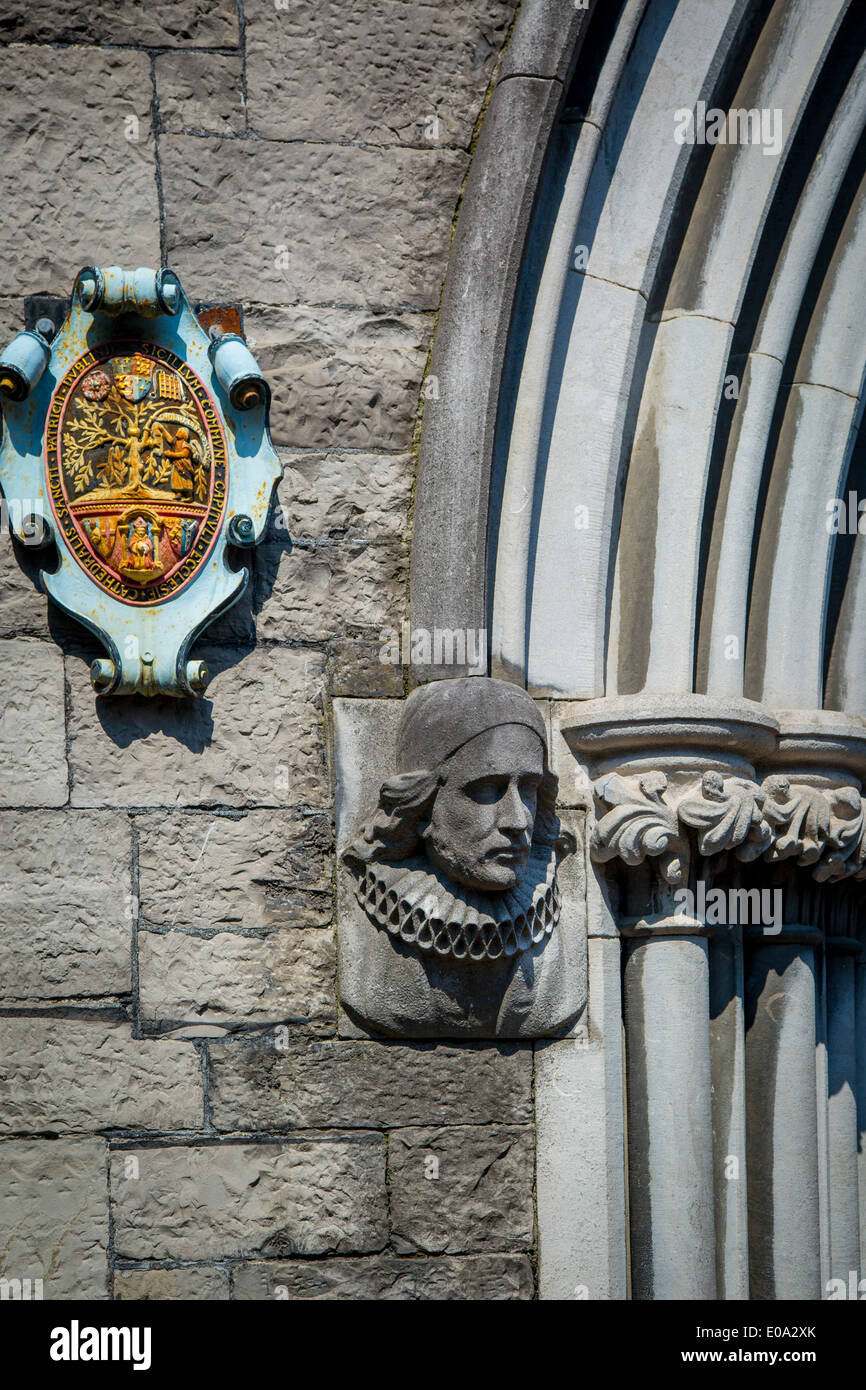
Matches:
[[0, 0, 538, 1300]]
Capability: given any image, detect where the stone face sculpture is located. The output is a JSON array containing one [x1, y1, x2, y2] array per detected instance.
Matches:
[[338, 677, 585, 1037]]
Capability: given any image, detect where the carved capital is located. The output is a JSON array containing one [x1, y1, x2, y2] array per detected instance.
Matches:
[[591, 771, 687, 885], [591, 769, 866, 887]]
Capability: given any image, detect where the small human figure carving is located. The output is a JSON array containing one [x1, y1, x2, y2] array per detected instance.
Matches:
[[154, 424, 195, 497], [126, 515, 155, 570]]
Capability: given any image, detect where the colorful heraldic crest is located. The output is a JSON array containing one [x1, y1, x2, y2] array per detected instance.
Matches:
[[0, 264, 280, 697], [46, 343, 227, 605]]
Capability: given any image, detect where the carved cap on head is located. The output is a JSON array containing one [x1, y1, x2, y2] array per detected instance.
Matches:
[[396, 676, 547, 774]]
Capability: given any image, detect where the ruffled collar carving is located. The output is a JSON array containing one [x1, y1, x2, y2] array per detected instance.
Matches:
[[344, 844, 560, 964]]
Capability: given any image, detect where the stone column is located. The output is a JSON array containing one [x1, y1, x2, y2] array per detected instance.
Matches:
[[561, 694, 779, 1301], [750, 714, 866, 1298], [744, 925, 822, 1300], [622, 916, 716, 1298], [816, 941, 832, 1293], [560, 698, 866, 1301], [856, 938, 866, 1276], [709, 921, 750, 1299], [826, 932, 862, 1284]]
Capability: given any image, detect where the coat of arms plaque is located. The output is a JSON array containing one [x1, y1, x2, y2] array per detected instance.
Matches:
[[0, 266, 280, 697]]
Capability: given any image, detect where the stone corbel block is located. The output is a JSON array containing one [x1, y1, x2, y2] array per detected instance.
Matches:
[[332, 678, 587, 1039]]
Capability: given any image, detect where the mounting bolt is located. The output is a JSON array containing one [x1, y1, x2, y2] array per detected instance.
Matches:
[[185, 660, 209, 695], [228, 513, 255, 546], [90, 658, 116, 694]]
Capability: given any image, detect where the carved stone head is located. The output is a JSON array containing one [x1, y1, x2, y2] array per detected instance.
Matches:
[[343, 677, 567, 965]]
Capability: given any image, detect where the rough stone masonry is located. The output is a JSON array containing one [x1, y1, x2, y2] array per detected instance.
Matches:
[[0, 0, 540, 1299]]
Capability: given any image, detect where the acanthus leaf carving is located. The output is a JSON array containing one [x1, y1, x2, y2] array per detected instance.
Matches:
[[591, 771, 687, 885], [677, 770, 773, 861], [590, 768, 866, 888], [761, 776, 831, 865]]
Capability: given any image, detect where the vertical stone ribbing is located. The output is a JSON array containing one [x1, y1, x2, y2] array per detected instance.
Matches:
[[744, 932, 822, 1300], [709, 927, 750, 1299], [856, 942, 866, 1276], [623, 927, 717, 1300], [826, 936, 862, 1284]]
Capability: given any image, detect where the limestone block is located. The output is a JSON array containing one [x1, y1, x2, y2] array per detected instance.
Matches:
[[0, 536, 49, 638], [389, 1126, 535, 1254], [0, 1, 239, 45], [0, 1138, 109, 1299], [137, 810, 332, 932], [244, 0, 515, 146], [326, 639, 405, 699], [0, 47, 159, 294], [162, 136, 466, 310], [155, 53, 245, 136], [67, 645, 326, 809], [332, 697, 401, 854], [535, 939, 628, 1300], [0, 1019, 202, 1133], [113, 1267, 228, 1300], [111, 1139, 387, 1259], [254, 538, 407, 642], [138, 926, 336, 1034], [232, 1253, 533, 1300], [273, 449, 414, 542], [0, 811, 131, 1000], [0, 296, 24, 341], [0, 640, 68, 807], [550, 703, 595, 808], [245, 306, 430, 450], [208, 1038, 532, 1131]]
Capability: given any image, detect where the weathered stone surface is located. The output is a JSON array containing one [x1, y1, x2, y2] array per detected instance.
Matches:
[[274, 450, 414, 542], [0, 640, 68, 807], [0, 1020, 202, 1133], [208, 1039, 532, 1131], [332, 696, 401, 855], [0, 811, 131, 1001], [156, 52, 245, 135], [0, 534, 49, 638], [138, 926, 336, 1034], [389, 1126, 535, 1254], [0, 295, 24, 342], [499, 0, 589, 82], [0, 1, 238, 45], [232, 1253, 534, 1300], [114, 1266, 228, 1300], [246, 307, 429, 450], [244, 0, 514, 147], [409, 75, 562, 683], [536, 943, 628, 1300], [326, 639, 405, 699], [162, 137, 466, 310], [67, 645, 326, 809], [137, 810, 332, 932], [111, 1139, 387, 1259], [254, 538, 407, 643], [0, 1138, 109, 1299], [0, 48, 159, 294]]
